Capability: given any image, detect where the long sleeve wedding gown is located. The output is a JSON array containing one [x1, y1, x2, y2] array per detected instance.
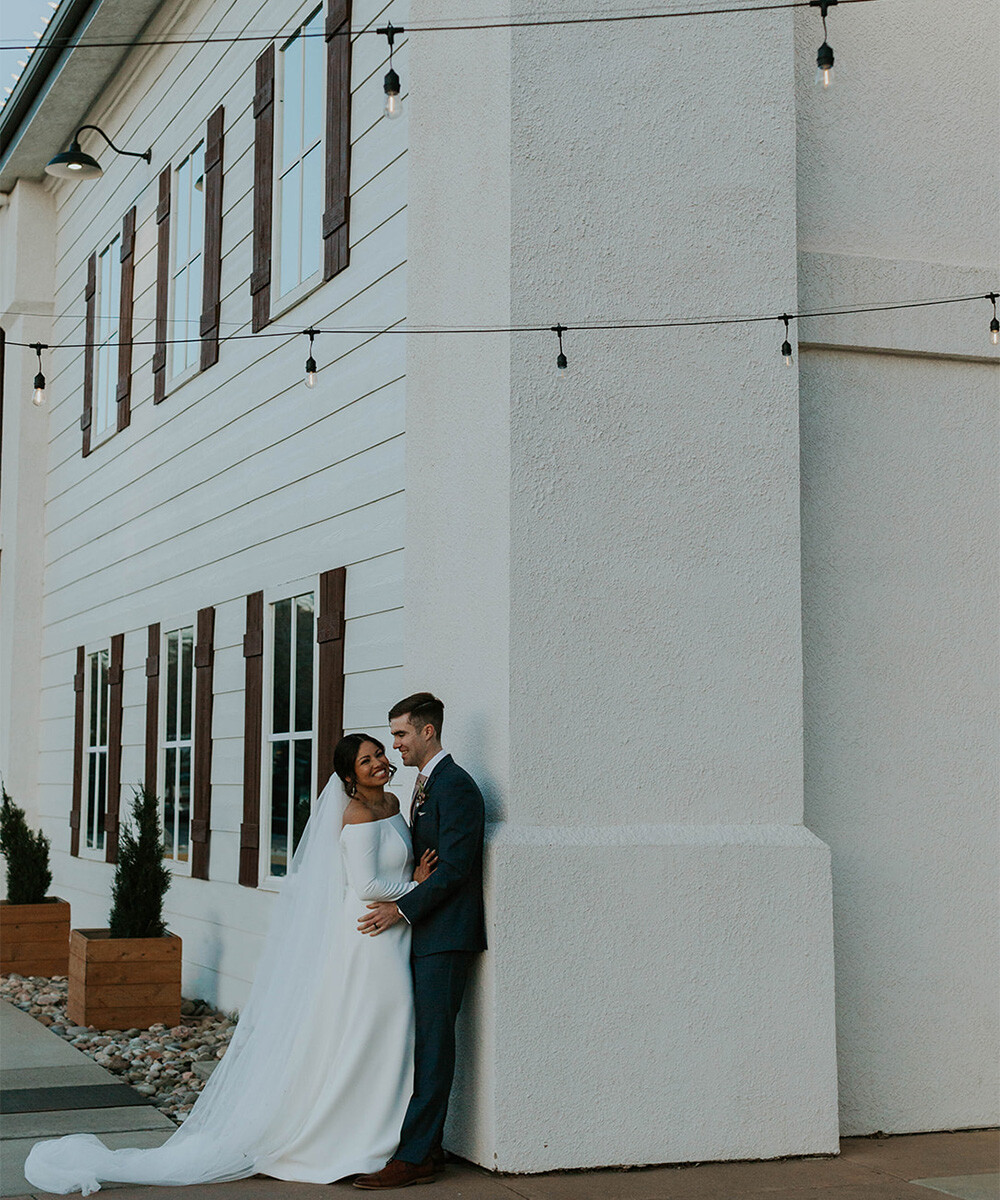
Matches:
[[23, 786, 416, 1195]]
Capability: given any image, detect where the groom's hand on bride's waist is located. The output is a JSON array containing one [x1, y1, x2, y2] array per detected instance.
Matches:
[[359, 902, 405, 936]]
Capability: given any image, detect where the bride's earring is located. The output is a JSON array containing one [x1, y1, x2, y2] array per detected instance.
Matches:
[[347, 779, 357, 797]]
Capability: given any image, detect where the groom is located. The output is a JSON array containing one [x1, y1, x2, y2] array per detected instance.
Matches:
[[353, 692, 487, 1190]]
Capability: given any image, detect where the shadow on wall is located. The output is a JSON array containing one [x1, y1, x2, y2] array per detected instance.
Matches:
[[463, 711, 503, 824]]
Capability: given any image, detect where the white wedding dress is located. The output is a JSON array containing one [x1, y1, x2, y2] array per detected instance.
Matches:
[[24, 782, 416, 1195]]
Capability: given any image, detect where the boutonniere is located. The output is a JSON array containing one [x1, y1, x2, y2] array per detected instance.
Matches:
[[413, 779, 428, 812]]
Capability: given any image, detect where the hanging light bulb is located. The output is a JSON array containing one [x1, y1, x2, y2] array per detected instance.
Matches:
[[780, 315, 793, 366], [378, 23, 404, 120], [988, 293, 999, 345], [30, 342, 48, 405], [551, 324, 568, 374], [810, 0, 837, 87], [303, 328, 318, 388]]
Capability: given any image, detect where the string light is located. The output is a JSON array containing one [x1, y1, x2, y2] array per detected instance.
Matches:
[[780, 314, 793, 366], [30, 342, 48, 406], [552, 324, 568, 373], [378, 23, 403, 120], [303, 328, 318, 388], [810, 0, 836, 87], [988, 293, 999, 345]]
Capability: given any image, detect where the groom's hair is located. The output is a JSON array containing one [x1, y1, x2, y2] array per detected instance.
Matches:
[[389, 692, 444, 740]]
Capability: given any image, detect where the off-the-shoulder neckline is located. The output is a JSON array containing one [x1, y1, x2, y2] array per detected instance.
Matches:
[[341, 811, 403, 831]]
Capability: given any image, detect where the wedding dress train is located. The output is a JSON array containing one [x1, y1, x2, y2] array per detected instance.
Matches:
[[24, 783, 416, 1195]]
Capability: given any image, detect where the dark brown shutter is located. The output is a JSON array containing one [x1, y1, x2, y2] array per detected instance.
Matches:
[[153, 166, 171, 404], [145, 623, 160, 800], [200, 106, 225, 371], [316, 567, 347, 793], [104, 633, 125, 863], [251, 45, 275, 333], [239, 592, 264, 888], [116, 206, 136, 431], [191, 606, 215, 880], [81, 254, 96, 456], [70, 646, 85, 856], [323, 0, 352, 281]]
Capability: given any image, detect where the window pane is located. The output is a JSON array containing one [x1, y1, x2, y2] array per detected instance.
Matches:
[[294, 594, 314, 732], [302, 10, 323, 151], [177, 746, 191, 863], [87, 754, 98, 847], [279, 163, 301, 297], [164, 746, 176, 858], [96, 752, 107, 849], [281, 31, 303, 171], [273, 599, 291, 733], [165, 631, 178, 743], [98, 652, 108, 745], [292, 738, 312, 856], [270, 742, 290, 876], [300, 143, 323, 282], [89, 654, 99, 744], [180, 627, 194, 741]]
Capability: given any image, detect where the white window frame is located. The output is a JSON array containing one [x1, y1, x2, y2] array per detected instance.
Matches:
[[261, 578, 318, 887], [92, 235, 121, 447], [82, 646, 110, 859], [273, 4, 325, 313], [168, 140, 206, 389], [159, 622, 196, 875]]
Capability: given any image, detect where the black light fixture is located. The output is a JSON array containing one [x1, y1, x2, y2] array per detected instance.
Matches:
[[552, 324, 568, 374], [809, 0, 837, 88], [378, 23, 404, 120], [780, 314, 793, 366], [988, 293, 999, 345], [30, 342, 48, 406], [45, 124, 151, 180], [304, 328, 319, 388]]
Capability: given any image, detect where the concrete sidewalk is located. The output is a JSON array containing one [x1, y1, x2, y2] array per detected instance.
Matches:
[[2, 1001, 996, 1200]]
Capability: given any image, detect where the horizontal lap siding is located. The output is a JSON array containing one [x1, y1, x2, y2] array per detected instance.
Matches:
[[35, 0, 409, 1003]]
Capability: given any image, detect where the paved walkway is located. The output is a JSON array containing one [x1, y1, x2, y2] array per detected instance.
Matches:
[[2, 1001, 996, 1200]]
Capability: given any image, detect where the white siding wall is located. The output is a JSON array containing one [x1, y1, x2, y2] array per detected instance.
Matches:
[[33, 0, 410, 1009]]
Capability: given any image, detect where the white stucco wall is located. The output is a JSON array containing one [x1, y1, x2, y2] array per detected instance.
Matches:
[[795, 0, 1000, 1135]]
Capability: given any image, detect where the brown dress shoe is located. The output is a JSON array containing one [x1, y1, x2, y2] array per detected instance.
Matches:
[[352, 1158, 436, 1189]]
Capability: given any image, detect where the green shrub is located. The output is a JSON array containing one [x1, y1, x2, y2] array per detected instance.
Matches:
[[108, 785, 172, 938], [0, 787, 52, 904]]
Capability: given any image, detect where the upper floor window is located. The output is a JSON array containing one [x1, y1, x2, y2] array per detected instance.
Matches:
[[84, 648, 110, 855], [93, 236, 121, 442], [161, 625, 194, 867], [277, 7, 324, 298], [267, 591, 315, 877], [171, 144, 205, 379]]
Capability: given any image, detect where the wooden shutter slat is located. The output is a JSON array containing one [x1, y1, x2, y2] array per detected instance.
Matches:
[[323, 0, 352, 281], [82, 255, 96, 455], [145, 623, 160, 802], [70, 647, 85, 856], [104, 633, 125, 863], [239, 591, 264, 887], [191, 606, 215, 880], [200, 105, 225, 371], [153, 167, 171, 403], [115, 207, 136, 429], [316, 568, 347, 794], [251, 46, 275, 332]]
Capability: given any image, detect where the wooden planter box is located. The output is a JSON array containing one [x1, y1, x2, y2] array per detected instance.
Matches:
[[67, 928, 182, 1030], [0, 897, 71, 976]]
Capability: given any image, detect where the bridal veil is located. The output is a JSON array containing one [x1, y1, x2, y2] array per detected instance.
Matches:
[[25, 776, 350, 1195]]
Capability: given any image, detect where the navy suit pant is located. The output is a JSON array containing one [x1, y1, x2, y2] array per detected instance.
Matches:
[[396, 950, 474, 1165]]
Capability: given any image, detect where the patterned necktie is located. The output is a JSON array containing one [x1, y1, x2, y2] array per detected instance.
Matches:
[[409, 774, 428, 825]]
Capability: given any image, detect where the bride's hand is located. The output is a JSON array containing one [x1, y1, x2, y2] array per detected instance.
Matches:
[[413, 849, 438, 883]]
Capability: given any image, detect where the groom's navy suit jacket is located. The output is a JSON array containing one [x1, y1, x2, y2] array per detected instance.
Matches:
[[396, 755, 486, 956]]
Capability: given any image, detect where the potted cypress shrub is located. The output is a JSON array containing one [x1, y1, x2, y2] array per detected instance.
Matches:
[[68, 785, 181, 1029], [0, 787, 70, 975]]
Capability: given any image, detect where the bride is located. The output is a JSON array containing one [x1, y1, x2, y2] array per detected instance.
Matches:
[[24, 734, 436, 1195]]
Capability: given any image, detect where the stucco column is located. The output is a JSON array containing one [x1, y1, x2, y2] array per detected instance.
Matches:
[[405, 2, 838, 1170], [0, 180, 54, 824]]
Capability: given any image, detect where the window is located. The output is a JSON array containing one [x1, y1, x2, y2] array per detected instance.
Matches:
[[161, 626, 194, 866], [170, 144, 205, 379], [277, 7, 324, 298], [93, 236, 121, 441], [84, 649, 110, 854], [267, 592, 315, 876]]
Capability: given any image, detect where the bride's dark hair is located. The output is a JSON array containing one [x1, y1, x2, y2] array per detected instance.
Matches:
[[333, 733, 397, 797]]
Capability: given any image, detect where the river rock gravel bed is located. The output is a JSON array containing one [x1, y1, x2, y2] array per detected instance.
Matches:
[[1, 973, 236, 1124]]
